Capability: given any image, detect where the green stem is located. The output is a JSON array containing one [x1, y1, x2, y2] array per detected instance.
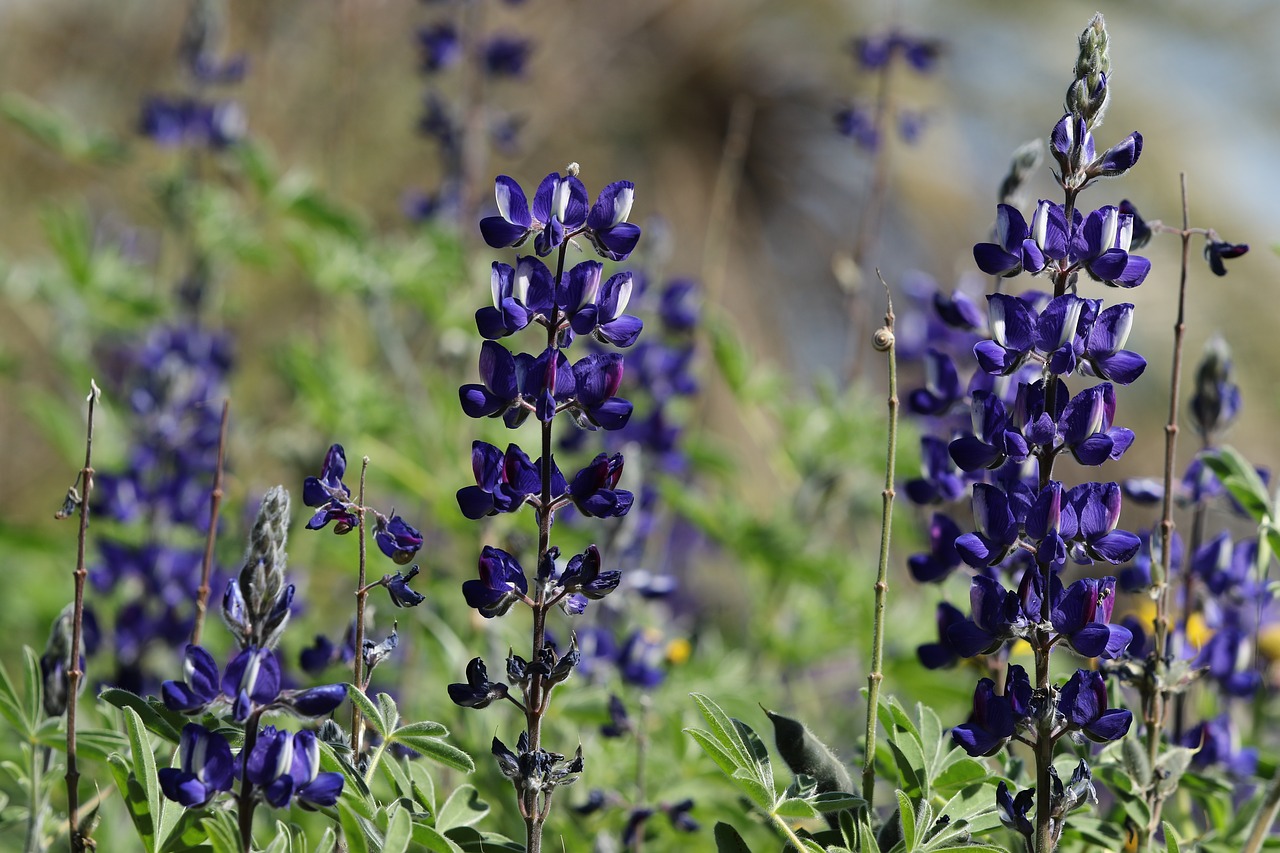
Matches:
[[1243, 770, 1280, 853], [862, 286, 897, 807], [351, 457, 370, 756], [23, 744, 45, 853]]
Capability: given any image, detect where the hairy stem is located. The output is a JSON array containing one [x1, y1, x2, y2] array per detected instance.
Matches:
[[1243, 768, 1280, 853], [66, 380, 99, 853], [238, 708, 265, 852], [23, 744, 45, 853], [192, 399, 230, 646], [351, 457, 370, 756], [862, 285, 898, 807]]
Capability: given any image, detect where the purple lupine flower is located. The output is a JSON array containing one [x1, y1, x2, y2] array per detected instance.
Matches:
[[1051, 577, 1131, 659], [448, 657, 510, 709], [949, 392, 1030, 472], [947, 575, 1024, 657], [569, 453, 634, 518], [479, 175, 536, 249], [1058, 383, 1134, 466], [571, 271, 644, 347], [917, 601, 967, 669], [374, 514, 423, 564], [161, 644, 221, 713], [158, 724, 235, 808], [1195, 629, 1262, 697], [139, 97, 246, 148], [417, 23, 461, 72], [1080, 302, 1145, 384], [456, 442, 562, 519], [907, 350, 964, 417], [462, 546, 528, 618], [996, 781, 1035, 839], [954, 484, 1021, 569], [1058, 669, 1132, 742], [475, 258, 555, 339], [973, 206, 1046, 278], [303, 444, 359, 533], [555, 545, 622, 604], [1204, 239, 1248, 277], [618, 629, 668, 689], [1072, 205, 1150, 288], [459, 340, 529, 425], [1117, 199, 1151, 249], [1189, 336, 1241, 440], [481, 35, 532, 78], [222, 646, 282, 722], [933, 289, 986, 332], [1023, 481, 1067, 568], [1181, 714, 1258, 776], [907, 512, 963, 582], [384, 565, 426, 608], [283, 683, 348, 717], [600, 694, 632, 738], [1063, 482, 1141, 565], [951, 665, 1031, 757], [1030, 199, 1072, 261], [532, 171, 590, 256], [834, 105, 878, 150], [973, 294, 1036, 375], [558, 260, 605, 333], [1052, 113, 1143, 181], [586, 181, 641, 261], [567, 353, 633, 430], [658, 279, 699, 332], [1034, 294, 1087, 375], [905, 437, 967, 505]]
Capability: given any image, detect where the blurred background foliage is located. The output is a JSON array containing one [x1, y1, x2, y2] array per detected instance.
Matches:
[[0, 0, 1275, 848]]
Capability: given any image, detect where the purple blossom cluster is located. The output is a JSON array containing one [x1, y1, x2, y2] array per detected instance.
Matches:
[[450, 166, 644, 844], [406, 0, 536, 222], [835, 29, 941, 151], [899, 25, 1160, 846]]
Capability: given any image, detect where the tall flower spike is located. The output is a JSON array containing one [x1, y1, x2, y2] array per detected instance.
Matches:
[[224, 487, 294, 650]]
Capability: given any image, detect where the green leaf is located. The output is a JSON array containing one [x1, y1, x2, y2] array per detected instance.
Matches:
[[730, 768, 774, 809], [98, 689, 183, 744], [108, 753, 156, 852], [203, 810, 241, 853], [346, 684, 386, 736], [339, 801, 373, 853], [897, 790, 917, 851], [406, 759, 437, 815], [36, 722, 129, 762], [389, 732, 475, 773], [773, 797, 821, 819], [1202, 447, 1272, 522], [442, 826, 517, 852], [22, 648, 41, 732], [124, 707, 161, 853], [713, 822, 753, 853], [812, 791, 864, 813], [379, 750, 413, 799], [377, 691, 401, 732], [732, 717, 774, 791], [0, 657, 30, 735], [690, 693, 754, 774], [435, 785, 489, 832], [687, 728, 741, 778], [317, 739, 375, 816], [392, 720, 448, 738], [1164, 821, 1181, 853], [382, 804, 412, 853], [932, 756, 990, 794]]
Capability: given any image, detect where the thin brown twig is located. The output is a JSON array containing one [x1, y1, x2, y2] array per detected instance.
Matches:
[[191, 399, 230, 646], [66, 379, 100, 853]]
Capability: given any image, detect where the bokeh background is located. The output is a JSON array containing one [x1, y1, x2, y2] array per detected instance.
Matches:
[[0, 0, 1276, 847]]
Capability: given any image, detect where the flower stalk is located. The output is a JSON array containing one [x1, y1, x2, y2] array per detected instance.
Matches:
[[192, 399, 230, 646], [351, 456, 370, 755], [862, 284, 898, 807], [65, 379, 100, 853]]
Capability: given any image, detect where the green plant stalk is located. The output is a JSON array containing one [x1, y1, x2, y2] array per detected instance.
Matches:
[[66, 380, 99, 853], [192, 399, 229, 646], [861, 289, 897, 807], [23, 743, 45, 853], [237, 707, 266, 852], [1243, 769, 1280, 853], [522, 236, 573, 853], [351, 457, 370, 756]]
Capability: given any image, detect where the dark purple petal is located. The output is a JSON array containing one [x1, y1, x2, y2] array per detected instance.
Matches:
[[1084, 709, 1133, 742]]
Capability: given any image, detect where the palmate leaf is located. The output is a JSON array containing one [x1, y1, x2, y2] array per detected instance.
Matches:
[[381, 802, 413, 853], [99, 689, 183, 744], [0, 654, 31, 736], [346, 684, 387, 737], [435, 784, 489, 832], [1201, 446, 1272, 522]]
